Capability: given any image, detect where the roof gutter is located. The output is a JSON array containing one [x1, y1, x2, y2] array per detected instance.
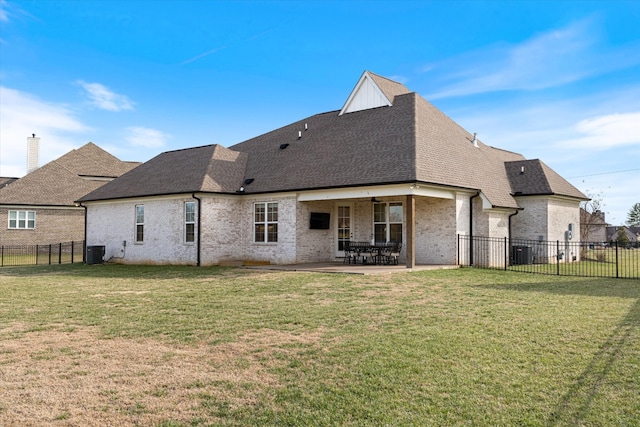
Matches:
[[192, 193, 202, 267]]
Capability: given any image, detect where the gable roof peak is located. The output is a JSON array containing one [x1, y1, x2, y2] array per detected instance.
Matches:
[[339, 70, 412, 116]]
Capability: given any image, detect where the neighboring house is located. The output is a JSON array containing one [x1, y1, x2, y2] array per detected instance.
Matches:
[[580, 208, 608, 243], [0, 143, 140, 246], [79, 71, 588, 267], [606, 226, 640, 247]]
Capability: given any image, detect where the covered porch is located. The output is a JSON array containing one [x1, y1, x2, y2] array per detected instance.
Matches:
[[297, 183, 475, 268]]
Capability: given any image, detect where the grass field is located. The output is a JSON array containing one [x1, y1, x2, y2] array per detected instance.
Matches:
[[508, 248, 640, 279], [1, 264, 638, 426]]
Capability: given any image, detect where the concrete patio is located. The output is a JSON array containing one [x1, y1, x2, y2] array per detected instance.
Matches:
[[243, 262, 460, 275]]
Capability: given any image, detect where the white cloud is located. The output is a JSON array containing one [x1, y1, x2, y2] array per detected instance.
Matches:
[[77, 80, 134, 111], [0, 0, 10, 22], [125, 126, 170, 148], [425, 19, 640, 99], [557, 112, 640, 150], [0, 86, 91, 176], [443, 85, 640, 226]]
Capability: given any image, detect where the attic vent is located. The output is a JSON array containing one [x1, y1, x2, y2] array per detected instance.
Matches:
[[520, 166, 525, 174], [304, 123, 308, 131], [279, 143, 289, 150], [297, 130, 302, 139], [243, 178, 255, 185], [472, 132, 478, 147]]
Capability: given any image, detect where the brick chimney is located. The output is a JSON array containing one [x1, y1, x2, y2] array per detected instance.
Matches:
[[27, 134, 40, 173]]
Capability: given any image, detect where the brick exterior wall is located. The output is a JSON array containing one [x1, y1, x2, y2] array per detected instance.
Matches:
[[0, 207, 84, 246], [511, 197, 580, 242], [415, 197, 457, 264], [84, 192, 581, 266], [86, 198, 197, 265], [296, 200, 334, 262]]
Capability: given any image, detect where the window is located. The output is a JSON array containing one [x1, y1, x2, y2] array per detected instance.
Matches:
[[8, 210, 36, 229], [135, 205, 144, 243], [185, 202, 195, 243], [373, 202, 403, 243], [254, 202, 278, 243]]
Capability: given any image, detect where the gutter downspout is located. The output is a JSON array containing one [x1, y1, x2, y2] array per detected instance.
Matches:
[[78, 202, 87, 263], [469, 192, 480, 266], [192, 193, 201, 267], [508, 209, 519, 242], [508, 209, 519, 266]]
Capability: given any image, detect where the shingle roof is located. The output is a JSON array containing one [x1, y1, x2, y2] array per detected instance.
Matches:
[[0, 142, 139, 206], [79, 144, 248, 201], [367, 71, 412, 102], [505, 159, 588, 200], [77, 72, 586, 209], [0, 177, 18, 187]]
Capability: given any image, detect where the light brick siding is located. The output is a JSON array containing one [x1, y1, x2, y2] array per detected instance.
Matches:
[[415, 197, 457, 264], [234, 195, 297, 265], [511, 197, 580, 242], [509, 196, 581, 264], [199, 197, 243, 265], [85, 191, 581, 267], [0, 207, 84, 246], [296, 201, 334, 262], [511, 198, 548, 241], [86, 198, 197, 265]]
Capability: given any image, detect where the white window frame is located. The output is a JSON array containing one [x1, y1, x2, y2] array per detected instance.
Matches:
[[254, 202, 278, 243], [185, 201, 196, 243], [135, 205, 144, 243], [373, 202, 403, 243], [8, 210, 36, 230]]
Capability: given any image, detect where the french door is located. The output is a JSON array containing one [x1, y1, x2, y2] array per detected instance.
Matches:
[[336, 203, 353, 257]]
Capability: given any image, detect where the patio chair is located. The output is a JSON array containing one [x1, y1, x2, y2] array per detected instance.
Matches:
[[383, 242, 402, 265], [343, 241, 357, 264]]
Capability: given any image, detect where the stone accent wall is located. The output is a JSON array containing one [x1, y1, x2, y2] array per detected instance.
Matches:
[[0, 207, 84, 246]]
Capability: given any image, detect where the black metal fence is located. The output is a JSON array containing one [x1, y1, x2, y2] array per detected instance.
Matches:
[[0, 241, 85, 267], [458, 235, 639, 280]]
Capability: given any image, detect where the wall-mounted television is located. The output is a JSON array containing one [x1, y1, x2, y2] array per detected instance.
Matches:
[[309, 212, 331, 230]]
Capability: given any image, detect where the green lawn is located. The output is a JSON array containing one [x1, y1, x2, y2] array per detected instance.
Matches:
[[1, 264, 638, 426], [509, 248, 639, 279]]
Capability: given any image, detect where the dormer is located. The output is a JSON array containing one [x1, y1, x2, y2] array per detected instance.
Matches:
[[339, 71, 411, 115]]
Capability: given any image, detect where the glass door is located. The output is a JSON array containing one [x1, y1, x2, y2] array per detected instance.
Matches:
[[336, 203, 353, 257]]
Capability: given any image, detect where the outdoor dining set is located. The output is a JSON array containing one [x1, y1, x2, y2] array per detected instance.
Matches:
[[343, 241, 402, 265]]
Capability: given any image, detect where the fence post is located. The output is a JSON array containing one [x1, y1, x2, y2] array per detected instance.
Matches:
[[1, 246, 3, 267], [48, 244, 52, 265], [556, 240, 560, 276], [457, 234, 460, 266], [615, 241, 619, 279], [71, 241, 74, 264], [36, 244, 39, 265], [504, 237, 508, 271], [58, 242, 62, 264]]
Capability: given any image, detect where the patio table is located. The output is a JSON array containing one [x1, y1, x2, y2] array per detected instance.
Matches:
[[345, 242, 398, 265]]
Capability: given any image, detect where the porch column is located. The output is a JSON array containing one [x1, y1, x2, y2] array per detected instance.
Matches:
[[406, 194, 416, 268]]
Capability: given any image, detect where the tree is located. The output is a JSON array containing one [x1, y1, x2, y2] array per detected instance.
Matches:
[[615, 227, 631, 248], [627, 202, 640, 226], [580, 191, 606, 243]]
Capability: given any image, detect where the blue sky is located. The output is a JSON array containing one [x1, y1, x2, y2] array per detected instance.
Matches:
[[1, 0, 639, 225]]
